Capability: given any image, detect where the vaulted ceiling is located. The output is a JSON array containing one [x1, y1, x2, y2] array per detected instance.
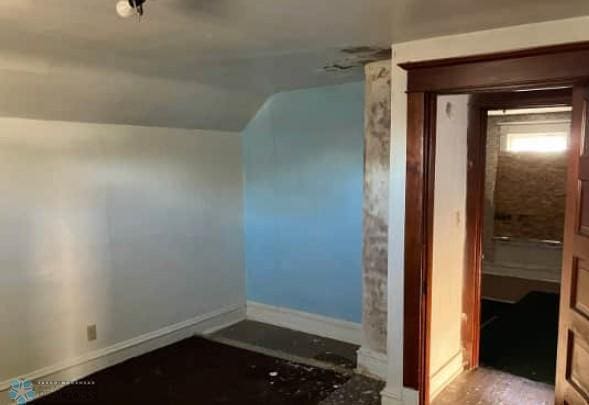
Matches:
[[1, 0, 588, 131]]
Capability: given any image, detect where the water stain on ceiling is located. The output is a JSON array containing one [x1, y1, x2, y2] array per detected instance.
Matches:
[[322, 47, 392, 72]]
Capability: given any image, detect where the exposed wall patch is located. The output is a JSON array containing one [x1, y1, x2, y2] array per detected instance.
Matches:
[[361, 60, 391, 355], [323, 47, 392, 72]]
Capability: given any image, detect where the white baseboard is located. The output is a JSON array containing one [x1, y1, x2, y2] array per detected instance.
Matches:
[[357, 346, 387, 380], [0, 304, 245, 394], [429, 351, 464, 400], [246, 301, 362, 345], [381, 386, 419, 405], [380, 352, 462, 405]]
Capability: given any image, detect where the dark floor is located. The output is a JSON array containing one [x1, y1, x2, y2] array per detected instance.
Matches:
[[318, 375, 385, 405], [33, 322, 383, 405], [433, 367, 554, 405], [210, 320, 358, 371], [480, 299, 512, 326], [33, 337, 349, 405], [210, 320, 384, 405], [480, 292, 560, 385]]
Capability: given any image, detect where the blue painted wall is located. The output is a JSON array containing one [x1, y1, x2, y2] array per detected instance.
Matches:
[[242, 82, 364, 323]]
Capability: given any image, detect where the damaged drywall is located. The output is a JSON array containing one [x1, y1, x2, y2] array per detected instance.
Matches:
[[362, 60, 391, 354], [323, 47, 392, 72]]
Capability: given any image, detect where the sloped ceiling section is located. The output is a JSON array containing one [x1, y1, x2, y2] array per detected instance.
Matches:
[[0, 0, 588, 130]]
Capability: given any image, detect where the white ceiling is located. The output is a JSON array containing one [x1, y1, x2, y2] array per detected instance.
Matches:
[[1, 0, 588, 131]]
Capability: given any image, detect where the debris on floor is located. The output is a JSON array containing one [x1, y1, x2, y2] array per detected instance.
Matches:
[[209, 320, 358, 370], [34, 322, 384, 405], [433, 368, 554, 405], [319, 375, 385, 405], [32, 337, 350, 405]]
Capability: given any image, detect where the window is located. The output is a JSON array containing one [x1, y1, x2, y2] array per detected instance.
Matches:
[[505, 132, 568, 153]]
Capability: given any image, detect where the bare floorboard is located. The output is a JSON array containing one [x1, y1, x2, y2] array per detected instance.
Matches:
[[433, 368, 554, 405]]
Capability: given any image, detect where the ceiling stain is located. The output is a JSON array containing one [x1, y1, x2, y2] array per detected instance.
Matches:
[[323, 47, 392, 72]]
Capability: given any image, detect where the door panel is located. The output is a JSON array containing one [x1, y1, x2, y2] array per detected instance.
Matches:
[[581, 184, 589, 235], [572, 259, 589, 319], [556, 86, 589, 405]]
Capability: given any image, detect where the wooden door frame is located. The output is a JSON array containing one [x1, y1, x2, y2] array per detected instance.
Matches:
[[463, 89, 572, 373], [400, 42, 589, 405]]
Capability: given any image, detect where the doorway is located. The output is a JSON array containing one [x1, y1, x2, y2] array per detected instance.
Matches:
[[429, 94, 572, 404], [479, 105, 571, 386], [401, 43, 589, 405]]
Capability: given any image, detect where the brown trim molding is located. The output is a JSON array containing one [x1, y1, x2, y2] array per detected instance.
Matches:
[[400, 42, 580, 405], [399, 42, 589, 70], [403, 93, 436, 401], [461, 99, 486, 372], [469, 88, 572, 109], [401, 42, 589, 93]]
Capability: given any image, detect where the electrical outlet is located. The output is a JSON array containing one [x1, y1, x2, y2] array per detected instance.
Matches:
[[87, 324, 97, 342]]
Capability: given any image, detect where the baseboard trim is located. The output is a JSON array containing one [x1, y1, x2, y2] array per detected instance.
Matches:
[[429, 351, 464, 400], [246, 301, 362, 345], [357, 346, 387, 380], [0, 304, 245, 393], [381, 386, 419, 405]]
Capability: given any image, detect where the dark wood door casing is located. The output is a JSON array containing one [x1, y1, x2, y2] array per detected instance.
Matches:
[[401, 42, 589, 405], [403, 92, 436, 405]]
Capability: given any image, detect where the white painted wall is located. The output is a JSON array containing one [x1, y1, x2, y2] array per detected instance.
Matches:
[[484, 239, 563, 284], [0, 118, 245, 385], [429, 96, 468, 399], [384, 15, 589, 405]]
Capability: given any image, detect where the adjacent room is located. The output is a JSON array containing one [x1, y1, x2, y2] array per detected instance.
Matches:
[[426, 90, 577, 405], [430, 100, 570, 403], [2, 2, 589, 405], [479, 107, 570, 385]]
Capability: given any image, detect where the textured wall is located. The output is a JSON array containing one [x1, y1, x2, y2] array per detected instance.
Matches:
[[483, 116, 502, 259], [482, 112, 568, 285], [243, 82, 364, 322], [484, 112, 570, 257], [362, 61, 391, 353], [494, 153, 567, 241], [0, 118, 244, 383]]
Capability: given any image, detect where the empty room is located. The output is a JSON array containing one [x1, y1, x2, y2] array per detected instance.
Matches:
[[2, 2, 589, 405]]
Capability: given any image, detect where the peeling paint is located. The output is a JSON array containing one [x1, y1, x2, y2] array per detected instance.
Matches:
[[323, 47, 392, 72], [362, 60, 391, 354]]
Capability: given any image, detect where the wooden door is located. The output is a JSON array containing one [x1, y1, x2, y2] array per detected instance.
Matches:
[[556, 86, 589, 404]]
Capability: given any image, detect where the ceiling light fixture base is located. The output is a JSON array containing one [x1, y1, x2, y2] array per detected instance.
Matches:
[[116, 0, 147, 18]]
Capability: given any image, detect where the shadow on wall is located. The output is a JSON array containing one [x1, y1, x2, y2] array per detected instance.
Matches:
[[0, 119, 245, 387]]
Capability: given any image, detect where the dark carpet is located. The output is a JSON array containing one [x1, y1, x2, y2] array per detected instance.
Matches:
[[32, 337, 350, 405], [480, 292, 560, 385], [480, 299, 512, 326]]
